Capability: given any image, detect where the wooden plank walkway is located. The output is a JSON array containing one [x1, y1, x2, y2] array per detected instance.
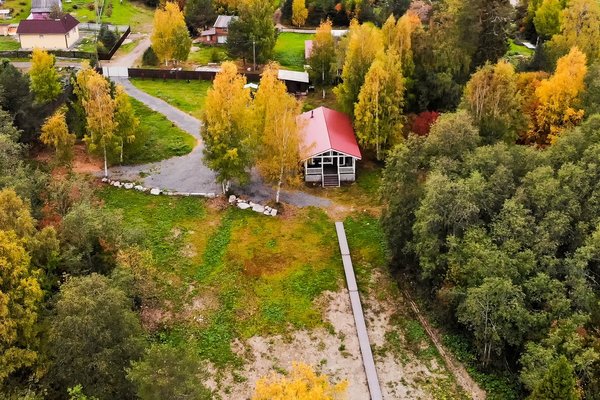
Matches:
[[335, 222, 383, 400]]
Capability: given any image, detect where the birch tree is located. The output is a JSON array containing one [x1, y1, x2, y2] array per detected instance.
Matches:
[[113, 85, 139, 164], [354, 50, 405, 160], [252, 64, 303, 203], [40, 107, 76, 164], [29, 48, 61, 104], [308, 20, 336, 99], [291, 0, 308, 27], [151, 2, 191, 66], [75, 66, 117, 177], [201, 62, 253, 193]]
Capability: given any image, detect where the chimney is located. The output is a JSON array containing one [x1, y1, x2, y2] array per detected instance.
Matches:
[[311, 110, 314, 118]]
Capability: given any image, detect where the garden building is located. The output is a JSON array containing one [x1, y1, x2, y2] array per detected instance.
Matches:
[[17, 14, 79, 50], [299, 106, 362, 187]]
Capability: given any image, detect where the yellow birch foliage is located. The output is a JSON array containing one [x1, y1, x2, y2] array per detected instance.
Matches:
[[354, 50, 405, 160], [548, 0, 600, 62], [113, 85, 139, 163], [151, 2, 191, 65], [201, 61, 253, 190], [40, 108, 76, 164], [334, 20, 383, 115], [0, 189, 43, 383], [252, 362, 349, 400], [292, 0, 308, 27], [29, 48, 61, 104], [382, 12, 421, 77], [534, 47, 587, 144], [252, 64, 303, 202]]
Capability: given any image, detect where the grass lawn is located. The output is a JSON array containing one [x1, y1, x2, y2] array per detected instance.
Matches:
[[273, 32, 314, 71], [0, 36, 20, 51], [130, 78, 212, 119], [188, 45, 229, 65], [99, 189, 368, 366], [507, 39, 535, 57], [2, 0, 154, 30], [123, 98, 196, 164]]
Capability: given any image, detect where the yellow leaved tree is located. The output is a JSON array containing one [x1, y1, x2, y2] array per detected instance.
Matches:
[[252, 63, 304, 203], [151, 2, 191, 66], [40, 107, 76, 165], [534, 47, 587, 144], [252, 362, 348, 400], [292, 0, 308, 27]]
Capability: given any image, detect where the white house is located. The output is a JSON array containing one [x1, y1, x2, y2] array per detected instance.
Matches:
[[17, 14, 79, 50]]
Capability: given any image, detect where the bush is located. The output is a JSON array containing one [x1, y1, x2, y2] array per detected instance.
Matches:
[[142, 47, 159, 66], [210, 47, 223, 63], [87, 2, 95, 10], [98, 25, 118, 50], [105, 2, 113, 17]]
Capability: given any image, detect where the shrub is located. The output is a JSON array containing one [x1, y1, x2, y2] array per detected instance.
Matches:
[[210, 47, 223, 63], [87, 2, 95, 10], [142, 47, 159, 66], [98, 25, 118, 53]]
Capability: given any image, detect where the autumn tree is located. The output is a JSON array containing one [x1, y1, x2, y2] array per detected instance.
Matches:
[[354, 50, 405, 160], [291, 0, 308, 27], [75, 65, 117, 177], [252, 64, 303, 203], [0, 228, 43, 383], [29, 48, 61, 104], [252, 362, 348, 400], [381, 11, 421, 78], [200, 62, 253, 192], [334, 20, 383, 115], [461, 61, 525, 143], [40, 107, 76, 164], [113, 85, 139, 163], [533, 47, 587, 144], [547, 0, 600, 63], [534, 0, 563, 39], [150, 2, 191, 65], [308, 20, 336, 99]]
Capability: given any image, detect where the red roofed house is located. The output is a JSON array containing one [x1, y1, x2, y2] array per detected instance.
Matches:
[[200, 15, 237, 44], [17, 14, 79, 50], [299, 106, 362, 187]]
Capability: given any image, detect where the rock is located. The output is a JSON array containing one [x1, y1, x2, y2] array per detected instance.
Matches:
[[264, 210, 270, 215], [165, 192, 175, 196], [150, 188, 161, 195], [229, 195, 237, 203], [249, 201, 256, 207], [134, 185, 145, 191], [265, 206, 271, 212], [124, 183, 134, 189], [181, 193, 190, 196], [252, 204, 265, 213], [207, 193, 216, 199], [112, 181, 122, 187], [101, 177, 109, 183], [237, 202, 251, 210], [270, 209, 278, 217], [190, 193, 202, 196]]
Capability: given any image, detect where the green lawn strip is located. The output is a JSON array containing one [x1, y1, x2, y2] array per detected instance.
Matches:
[[122, 97, 196, 165], [507, 39, 534, 57], [66, 0, 154, 29], [273, 32, 314, 71], [188, 45, 229, 65], [0, 36, 20, 51], [130, 78, 211, 119]]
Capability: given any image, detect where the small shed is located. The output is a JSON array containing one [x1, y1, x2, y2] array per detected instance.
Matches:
[[299, 106, 362, 187], [200, 15, 237, 44], [278, 69, 309, 93]]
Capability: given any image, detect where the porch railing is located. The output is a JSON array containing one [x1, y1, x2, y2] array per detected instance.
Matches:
[[339, 167, 354, 174], [306, 167, 322, 175]]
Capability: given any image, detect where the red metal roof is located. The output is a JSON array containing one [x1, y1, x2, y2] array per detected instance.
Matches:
[[299, 106, 362, 160], [17, 14, 78, 35]]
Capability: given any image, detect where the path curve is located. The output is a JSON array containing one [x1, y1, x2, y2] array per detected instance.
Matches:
[[109, 78, 331, 207]]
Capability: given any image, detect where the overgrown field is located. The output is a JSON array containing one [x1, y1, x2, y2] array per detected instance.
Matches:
[[130, 79, 212, 119], [273, 32, 314, 71]]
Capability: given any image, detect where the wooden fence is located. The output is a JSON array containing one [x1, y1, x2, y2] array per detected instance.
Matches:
[[128, 67, 262, 82]]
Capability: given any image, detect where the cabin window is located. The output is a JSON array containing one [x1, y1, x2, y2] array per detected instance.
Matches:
[[322, 157, 333, 165], [340, 157, 353, 167]]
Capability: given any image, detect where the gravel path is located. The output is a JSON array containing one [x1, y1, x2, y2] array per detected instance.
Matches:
[[109, 78, 331, 208]]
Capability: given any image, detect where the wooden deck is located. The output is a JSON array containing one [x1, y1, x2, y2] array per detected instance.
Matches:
[[335, 222, 383, 400]]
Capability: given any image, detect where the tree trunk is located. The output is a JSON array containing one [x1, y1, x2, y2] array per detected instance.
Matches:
[[103, 143, 108, 177]]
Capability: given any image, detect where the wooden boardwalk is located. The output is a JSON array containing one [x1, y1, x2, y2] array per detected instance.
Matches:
[[335, 222, 383, 400]]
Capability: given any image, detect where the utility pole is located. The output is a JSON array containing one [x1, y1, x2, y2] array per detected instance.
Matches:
[[252, 39, 256, 71]]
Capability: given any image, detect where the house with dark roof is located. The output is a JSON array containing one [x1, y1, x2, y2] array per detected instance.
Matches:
[[29, 0, 62, 19], [200, 15, 237, 44], [299, 107, 362, 187], [17, 14, 79, 50]]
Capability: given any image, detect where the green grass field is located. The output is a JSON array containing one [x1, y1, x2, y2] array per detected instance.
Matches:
[[123, 98, 196, 164], [273, 32, 314, 71], [187, 45, 229, 65], [0, 36, 20, 51], [130, 79, 212, 119], [1, 0, 154, 32], [98, 189, 391, 366]]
